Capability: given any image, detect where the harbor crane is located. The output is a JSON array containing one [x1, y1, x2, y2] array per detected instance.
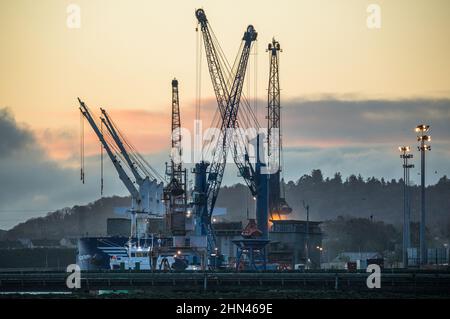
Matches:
[[194, 8, 258, 254], [164, 79, 188, 236], [196, 8, 270, 243], [78, 98, 164, 241], [267, 38, 292, 219], [195, 15, 291, 269]]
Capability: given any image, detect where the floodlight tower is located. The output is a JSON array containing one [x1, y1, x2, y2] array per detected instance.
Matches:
[[399, 146, 414, 267], [415, 124, 431, 265]]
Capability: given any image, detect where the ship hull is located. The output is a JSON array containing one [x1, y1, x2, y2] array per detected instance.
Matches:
[[77, 236, 171, 270], [77, 237, 129, 270]]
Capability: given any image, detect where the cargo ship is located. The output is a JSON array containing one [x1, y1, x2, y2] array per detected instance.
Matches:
[[77, 236, 173, 270], [76, 216, 204, 271]]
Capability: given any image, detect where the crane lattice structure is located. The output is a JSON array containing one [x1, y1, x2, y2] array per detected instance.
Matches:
[[267, 38, 292, 219], [194, 8, 258, 254], [164, 79, 188, 235]]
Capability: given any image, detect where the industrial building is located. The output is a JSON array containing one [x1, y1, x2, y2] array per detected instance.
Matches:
[[214, 222, 243, 264], [269, 220, 323, 269], [213, 219, 323, 269]]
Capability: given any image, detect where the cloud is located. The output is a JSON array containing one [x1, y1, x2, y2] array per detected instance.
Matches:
[[0, 108, 34, 156], [35, 128, 78, 163], [277, 97, 450, 185], [36, 97, 219, 162], [0, 108, 135, 229], [202, 96, 450, 188], [281, 97, 450, 146], [1, 95, 450, 229]]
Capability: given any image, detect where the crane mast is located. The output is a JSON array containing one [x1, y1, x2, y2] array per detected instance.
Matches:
[[195, 8, 257, 252], [169, 78, 184, 187], [164, 79, 187, 236], [267, 38, 281, 170], [267, 38, 291, 219]]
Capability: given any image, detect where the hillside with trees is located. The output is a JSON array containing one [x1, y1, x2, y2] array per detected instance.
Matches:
[[218, 170, 450, 238], [5, 196, 130, 240], [3, 171, 450, 256]]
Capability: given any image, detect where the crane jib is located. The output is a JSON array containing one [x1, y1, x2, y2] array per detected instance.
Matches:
[[195, 8, 257, 252]]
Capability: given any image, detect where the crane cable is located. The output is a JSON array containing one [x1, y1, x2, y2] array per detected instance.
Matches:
[[80, 110, 85, 184], [100, 120, 104, 196], [221, 37, 252, 166], [253, 39, 258, 118], [197, 20, 260, 168], [210, 26, 259, 131], [209, 27, 259, 157], [195, 23, 203, 161], [106, 113, 165, 182]]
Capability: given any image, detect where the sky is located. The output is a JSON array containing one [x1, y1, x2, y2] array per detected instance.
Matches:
[[0, 0, 449, 229]]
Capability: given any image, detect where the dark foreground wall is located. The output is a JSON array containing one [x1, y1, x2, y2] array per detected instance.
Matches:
[[0, 271, 449, 299], [0, 248, 76, 269]]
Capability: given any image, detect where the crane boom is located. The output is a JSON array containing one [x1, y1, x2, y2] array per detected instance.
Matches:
[[195, 9, 228, 118], [206, 25, 257, 214], [100, 108, 145, 185], [195, 8, 257, 251], [196, 9, 257, 197], [79, 98, 165, 239], [78, 98, 141, 205]]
